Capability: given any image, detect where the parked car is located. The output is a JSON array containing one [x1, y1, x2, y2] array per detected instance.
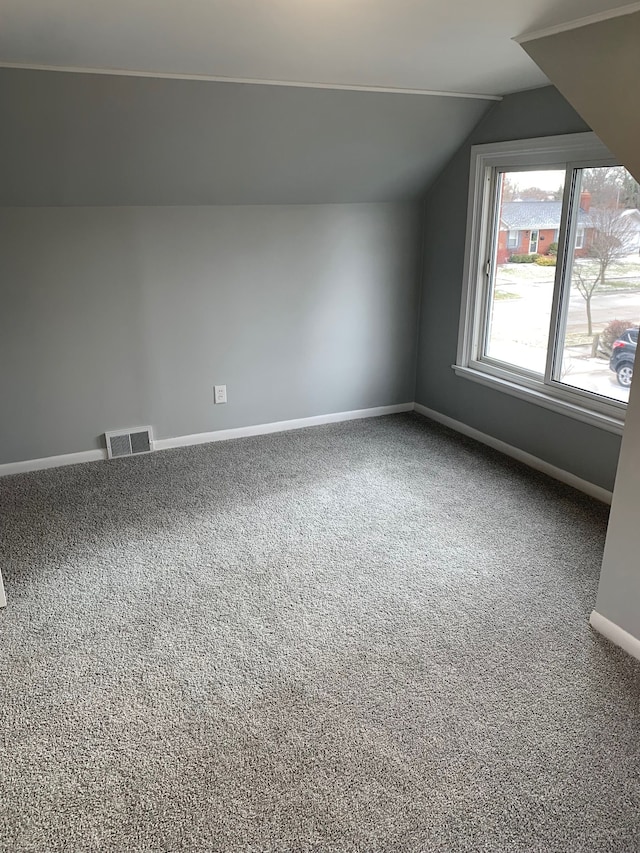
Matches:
[[609, 328, 638, 387]]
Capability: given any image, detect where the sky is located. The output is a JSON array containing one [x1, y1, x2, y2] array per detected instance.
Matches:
[[506, 169, 565, 192]]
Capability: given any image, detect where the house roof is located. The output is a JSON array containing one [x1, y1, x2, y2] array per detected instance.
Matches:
[[501, 201, 589, 231], [619, 208, 640, 226]]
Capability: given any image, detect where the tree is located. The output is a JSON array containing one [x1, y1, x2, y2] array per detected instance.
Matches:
[[581, 165, 640, 208], [587, 204, 637, 287], [501, 176, 518, 202], [517, 186, 554, 201], [572, 265, 600, 336], [573, 206, 637, 334], [619, 170, 640, 209], [500, 177, 559, 202]]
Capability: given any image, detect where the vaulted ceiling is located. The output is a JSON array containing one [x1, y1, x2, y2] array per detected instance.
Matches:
[[0, 0, 632, 95], [1, 0, 634, 205]]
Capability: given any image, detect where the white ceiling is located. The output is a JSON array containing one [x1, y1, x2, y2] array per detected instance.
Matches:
[[0, 0, 633, 97]]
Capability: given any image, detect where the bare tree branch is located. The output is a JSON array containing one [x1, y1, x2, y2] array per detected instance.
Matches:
[[586, 205, 638, 286], [572, 265, 601, 335]]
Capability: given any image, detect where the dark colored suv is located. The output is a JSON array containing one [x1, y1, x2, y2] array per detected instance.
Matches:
[[609, 327, 638, 387]]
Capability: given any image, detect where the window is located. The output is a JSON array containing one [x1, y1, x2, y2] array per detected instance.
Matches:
[[507, 229, 519, 249], [456, 133, 640, 434]]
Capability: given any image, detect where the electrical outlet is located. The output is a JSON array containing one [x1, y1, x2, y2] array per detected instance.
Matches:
[[214, 384, 227, 404]]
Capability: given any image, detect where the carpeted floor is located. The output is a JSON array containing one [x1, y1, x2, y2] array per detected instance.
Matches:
[[1, 413, 639, 852]]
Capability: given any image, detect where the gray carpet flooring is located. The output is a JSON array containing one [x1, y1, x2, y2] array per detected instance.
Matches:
[[1, 413, 639, 852]]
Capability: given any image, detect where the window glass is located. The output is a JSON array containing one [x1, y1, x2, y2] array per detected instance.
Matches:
[[556, 166, 640, 404], [484, 169, 566, 373]]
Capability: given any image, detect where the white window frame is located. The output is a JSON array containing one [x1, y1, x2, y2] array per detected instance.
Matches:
[[455, 132, 626, 435], [506, 229, 519, 249], [575, 226, 585, 249]]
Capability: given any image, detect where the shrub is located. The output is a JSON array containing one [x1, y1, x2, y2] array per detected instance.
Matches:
[[509, 253, 540, 263], [535, 255, 556, 266], [547, 242, 559, 256], [599, 319, 639, 354]]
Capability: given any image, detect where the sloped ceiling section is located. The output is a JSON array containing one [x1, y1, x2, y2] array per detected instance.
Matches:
[[0, 0, 632, 95], [520, 10, 640, 182], [0, 68, 492, 206]]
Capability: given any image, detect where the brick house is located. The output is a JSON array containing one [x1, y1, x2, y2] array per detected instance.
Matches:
[[496, 191, 593, 264]]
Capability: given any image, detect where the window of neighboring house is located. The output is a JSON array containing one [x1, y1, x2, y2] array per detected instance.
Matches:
[[507, 230, 519, 249], [456, 133, 640, 433]]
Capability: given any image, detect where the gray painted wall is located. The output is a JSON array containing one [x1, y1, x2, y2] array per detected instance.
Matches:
[[595, 330, 640, 638], [0, 68, 490, 206], [415, 86, 622, 492], [0, 203, 421, 464]]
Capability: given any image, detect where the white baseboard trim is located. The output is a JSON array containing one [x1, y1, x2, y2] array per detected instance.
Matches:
[[0, 449, 106, 477], [590, 610, 640, 662], [414, 402, 612, 505], [0, 404, 413, 477], [0, 403, 612, 507], [153, 403, 414, 451]]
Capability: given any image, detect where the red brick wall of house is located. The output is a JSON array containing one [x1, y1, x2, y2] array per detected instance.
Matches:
[[535, 229, 557, 255], [496, 228, 558, 264], [497, 228, 593, 263]]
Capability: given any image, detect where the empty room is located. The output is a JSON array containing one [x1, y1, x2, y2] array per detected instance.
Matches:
[[2, 1, 640, 850]]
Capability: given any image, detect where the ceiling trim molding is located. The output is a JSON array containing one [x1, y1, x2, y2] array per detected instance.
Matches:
[[514, 1, 640, 43], [0, 61, 503, 101]]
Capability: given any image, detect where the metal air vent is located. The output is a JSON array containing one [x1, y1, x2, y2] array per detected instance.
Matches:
[[105, 426, 154, 459]]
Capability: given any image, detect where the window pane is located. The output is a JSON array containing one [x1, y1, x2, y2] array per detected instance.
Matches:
[[556, 166, 640, 403], [484, 169, 566, 373]]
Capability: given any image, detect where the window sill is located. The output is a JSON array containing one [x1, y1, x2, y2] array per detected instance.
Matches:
[[452, 364, 625, 436]]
